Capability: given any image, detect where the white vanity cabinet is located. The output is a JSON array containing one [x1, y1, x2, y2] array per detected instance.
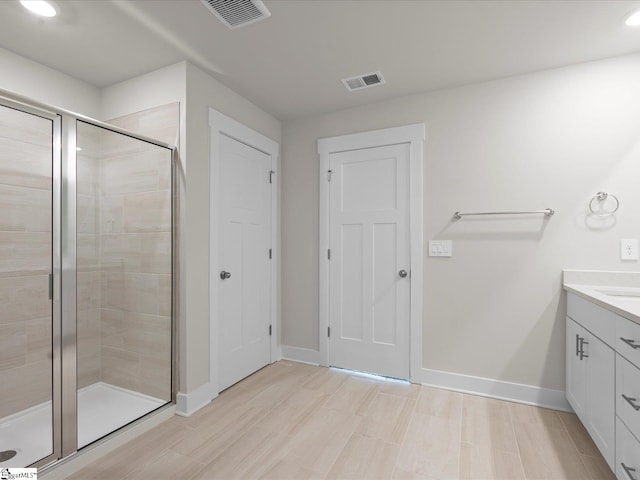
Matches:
[[566, 289, 640, 478], [565, 305, 615, 470]]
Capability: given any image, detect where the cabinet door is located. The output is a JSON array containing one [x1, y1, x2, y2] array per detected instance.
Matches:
[[583, 330, 615, 470], [566, 317, 586, 416]]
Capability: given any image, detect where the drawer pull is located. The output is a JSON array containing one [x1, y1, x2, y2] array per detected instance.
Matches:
[[579, 338, 589, 360], [621, 463, 637, 480], [620, 337, 640, 349], [622, 394, 640, 411]]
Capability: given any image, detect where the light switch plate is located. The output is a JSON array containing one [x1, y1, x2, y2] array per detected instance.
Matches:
[[621, 239, 639, 261], [429, 240, 452, 257]]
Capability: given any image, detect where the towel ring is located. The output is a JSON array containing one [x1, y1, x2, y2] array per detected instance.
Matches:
[[588, 192, 619, 217]]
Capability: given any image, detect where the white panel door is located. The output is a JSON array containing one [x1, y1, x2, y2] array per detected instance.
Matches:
[[218, 134, 271, 391], [329, 143, 410, 379]]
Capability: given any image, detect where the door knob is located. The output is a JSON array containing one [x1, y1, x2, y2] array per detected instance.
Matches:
[[220, 270, 231, 280], [398, 269, 408, 278]]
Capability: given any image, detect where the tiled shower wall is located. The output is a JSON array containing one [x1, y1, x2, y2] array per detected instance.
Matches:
[[77, 127, 102, 389], [77, 103, 178, 400], [98, 130, 173, 400], [0, 107, 53, 418], [1, 102, 177, 420]]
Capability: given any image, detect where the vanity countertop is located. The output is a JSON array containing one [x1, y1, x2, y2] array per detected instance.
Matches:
[[563, 270, 640, 326]]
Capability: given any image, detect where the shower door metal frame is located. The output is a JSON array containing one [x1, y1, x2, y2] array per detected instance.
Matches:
[[58, 115, 178, 458], [60, 113, 78, 458], [0, 95, 63, 469], [0, 88, 178, 469]]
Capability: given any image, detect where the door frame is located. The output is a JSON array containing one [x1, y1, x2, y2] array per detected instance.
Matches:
[[209, 109, 280, 395], [318, 124, 425, 381]]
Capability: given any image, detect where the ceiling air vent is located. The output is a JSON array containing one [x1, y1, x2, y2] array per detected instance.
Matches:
[[200, 0, 271, 29], [341, 71, 385, 92]]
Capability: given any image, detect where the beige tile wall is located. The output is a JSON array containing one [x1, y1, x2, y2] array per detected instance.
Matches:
[[97, 125, 173, 400], [0, 103, 177, 420], [76, 131, 102, 388], [77, 104, 177, 401], [0, 106, 53, 418]]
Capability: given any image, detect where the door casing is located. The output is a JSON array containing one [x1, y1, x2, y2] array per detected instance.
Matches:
[[209, 109, 280, 395], [318, 124, 425, 382]]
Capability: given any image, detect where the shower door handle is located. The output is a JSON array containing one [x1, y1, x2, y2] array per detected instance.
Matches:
[[220, 270, 231, 280]]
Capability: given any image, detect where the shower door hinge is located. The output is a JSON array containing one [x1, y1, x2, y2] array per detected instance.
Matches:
[[269, 170, 275, 184], [48, 273, 53, 300], [269, 248, 272, 259], [327, 170, 333, 182], [327, 249, 331, 260], [269, 324, 272, 336], [328, 326, 331, 338]]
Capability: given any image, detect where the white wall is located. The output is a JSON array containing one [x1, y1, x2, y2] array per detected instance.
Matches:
[[100, 62, 187, 122], [281, 52, 640, 393], [0, 46, 100, 117]]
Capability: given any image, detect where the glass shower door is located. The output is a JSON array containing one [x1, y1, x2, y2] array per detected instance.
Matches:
[[76, 121, 173, 448], [0, 94, 175, 468], [0, 103, 57, 467]]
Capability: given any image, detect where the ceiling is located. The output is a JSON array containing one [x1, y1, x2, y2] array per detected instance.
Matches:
[[0, 0, 639, 120]]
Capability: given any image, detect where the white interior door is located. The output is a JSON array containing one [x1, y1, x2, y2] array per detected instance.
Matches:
[[217, 133, 271, 391], [328, 143, 411, 379]]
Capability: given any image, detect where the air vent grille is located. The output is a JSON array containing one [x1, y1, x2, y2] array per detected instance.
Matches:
[[341, 71, 385, 92], [201, 0, 271, 29], [346, 78, 365, 90]]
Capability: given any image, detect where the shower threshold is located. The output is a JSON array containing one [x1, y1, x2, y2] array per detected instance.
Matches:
[[0, 382, 165, 468]]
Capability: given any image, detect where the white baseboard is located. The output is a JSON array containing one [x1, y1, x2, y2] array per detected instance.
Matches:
[[281, 345, 321, 366], [282, 349, 570, 412], [415, 367, 572, 412], [176, 381, 218, 417], [272, 345, 282, 362]]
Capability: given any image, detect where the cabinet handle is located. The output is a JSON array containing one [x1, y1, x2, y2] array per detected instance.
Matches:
[[620, 337, 640, 350], [575, 334, 580, 357], [621, 463, 637, 480], [579, 338, 589, 360], [622, 394, 640, 411]]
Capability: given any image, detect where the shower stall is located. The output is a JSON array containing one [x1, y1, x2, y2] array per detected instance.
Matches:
[[0, 92, 176, 469]]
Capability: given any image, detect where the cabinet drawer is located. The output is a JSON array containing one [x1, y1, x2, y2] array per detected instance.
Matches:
[[616, 417, 640, 480], [617, 315, 640, 369], [567, 293, 616, 346], [617, 354, 640, 441]]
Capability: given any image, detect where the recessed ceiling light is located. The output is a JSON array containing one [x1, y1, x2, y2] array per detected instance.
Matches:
[[20, 0, 57, 17], [624, 9, 640, 26]]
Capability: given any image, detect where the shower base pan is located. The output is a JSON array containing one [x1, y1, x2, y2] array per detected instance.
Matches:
[[0, 382, 165, 468]]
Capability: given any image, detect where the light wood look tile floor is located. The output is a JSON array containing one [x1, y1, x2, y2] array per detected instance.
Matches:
[[67, 361, 614, 480]]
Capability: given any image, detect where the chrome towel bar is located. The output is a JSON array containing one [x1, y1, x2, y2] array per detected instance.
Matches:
[[453, 208, 555, 219]]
